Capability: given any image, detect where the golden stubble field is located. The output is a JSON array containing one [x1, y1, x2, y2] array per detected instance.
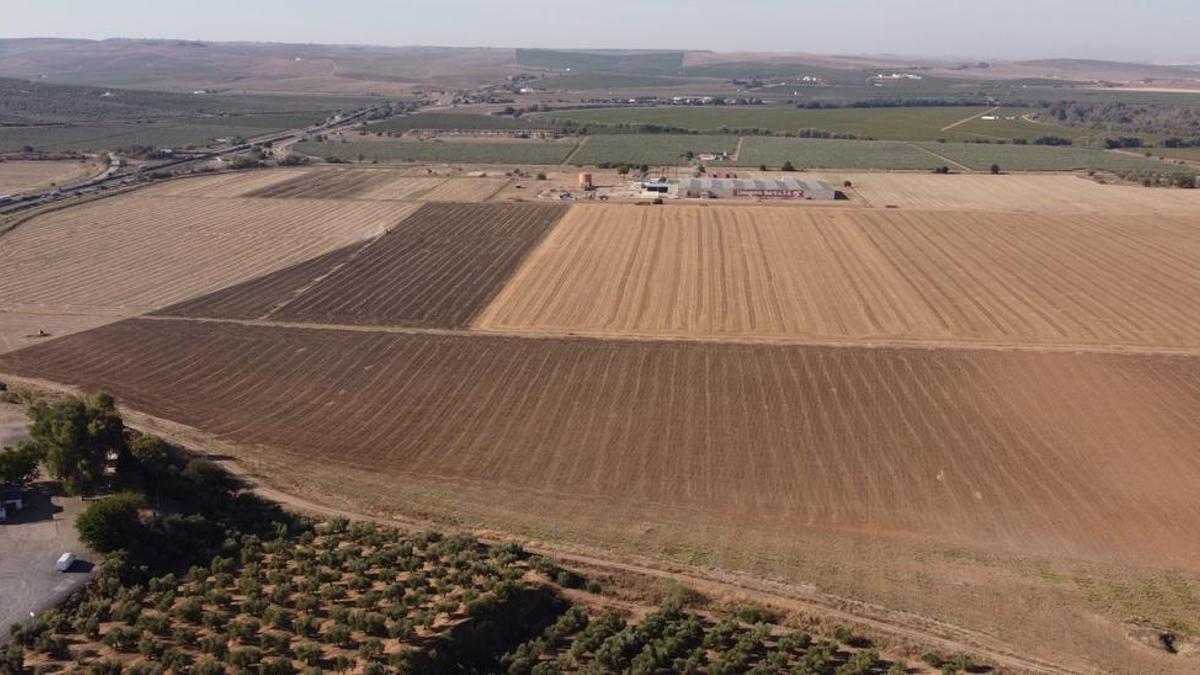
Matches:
[[477, 203, 1200, 348], [0, 159, 96, 195]]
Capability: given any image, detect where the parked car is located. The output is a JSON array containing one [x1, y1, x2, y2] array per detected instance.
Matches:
[[55, 552, 76, 572]]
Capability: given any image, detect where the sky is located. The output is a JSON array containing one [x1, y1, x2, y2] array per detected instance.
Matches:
[[3, 0, 1198, 64]]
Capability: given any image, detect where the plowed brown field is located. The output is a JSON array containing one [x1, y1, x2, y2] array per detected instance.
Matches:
[[0, 196, 416, 312], [153, 241, 375, 321], [476, 204, 1200, 348], [272, 202, 567, 328], [5, 317, 1200, 571]]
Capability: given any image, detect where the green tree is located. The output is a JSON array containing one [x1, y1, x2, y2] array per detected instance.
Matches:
[[781, 161, 796, 172], [28, 393, 125, 495], [76, 492, 147, 553], [0, 442, 43, 487]]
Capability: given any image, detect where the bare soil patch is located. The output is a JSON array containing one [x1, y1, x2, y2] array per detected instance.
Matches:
[[5, 318, 1200, 575]]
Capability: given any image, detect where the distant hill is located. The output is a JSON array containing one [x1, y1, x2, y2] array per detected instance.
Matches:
[[0, 39, 517, 94]]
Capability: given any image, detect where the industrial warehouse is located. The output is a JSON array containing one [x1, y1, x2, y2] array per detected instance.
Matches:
[[670, 177, 848, 200]]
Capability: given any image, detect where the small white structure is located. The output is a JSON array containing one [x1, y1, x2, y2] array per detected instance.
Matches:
[[55, 552, 76, 572]]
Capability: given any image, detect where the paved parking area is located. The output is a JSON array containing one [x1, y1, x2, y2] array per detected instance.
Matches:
[[0, 403, 92, 637]]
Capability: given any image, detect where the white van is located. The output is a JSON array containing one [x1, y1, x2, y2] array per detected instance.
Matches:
[[55, 552, 76, 572]]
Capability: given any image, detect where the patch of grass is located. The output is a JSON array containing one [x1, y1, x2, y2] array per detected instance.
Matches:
[[570, 134, 737, 166], [295, 140, 577, 164], [736, 137, 940, 169]]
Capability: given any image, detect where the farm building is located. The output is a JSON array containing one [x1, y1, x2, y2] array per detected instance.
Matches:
[[671, 178, 846, 201]]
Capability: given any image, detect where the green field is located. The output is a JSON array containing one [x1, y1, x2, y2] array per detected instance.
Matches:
[[373, 112, 556, 132], [943, 107, 1126, 143], [295, 140, 578, 164], [515, 49, 685, 74], [534, 73, 700, 90], [919, 142, 1193, 173], [0, 119, 301, 153], [570, 135, 738, 166], [539, 105, 989, 141], [735, 137, 941, 170], [1144, 147, 1200, 162]]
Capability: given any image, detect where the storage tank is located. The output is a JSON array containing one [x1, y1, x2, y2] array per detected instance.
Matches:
[[578, 172, 593, 188]]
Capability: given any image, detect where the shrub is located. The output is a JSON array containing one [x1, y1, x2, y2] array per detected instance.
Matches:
[[191, 657, 226, 675], [76, 493, 147, 553], [1, 644, 24, 675], [89, 658, 124, 675], [103, 625, 142, 652], [293, 641, 322, 665], [226, 646, 262, 669]]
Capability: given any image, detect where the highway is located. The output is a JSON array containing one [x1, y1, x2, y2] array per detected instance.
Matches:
[[0, 103, 389, 217]]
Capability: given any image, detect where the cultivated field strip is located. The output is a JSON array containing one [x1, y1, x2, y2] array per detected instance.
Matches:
[[273, 202, 567, 328], [152, 241, 375, 320], [419, 177, 510, 202], [0, 311, 121, 355], [6, 318, 1200, 569], [0, 196, 415, 312], [477, 204, 1200, 348], [142, 170, 311, 198], [359, 175, 450, 201], [244, 168, 400, 199], [814, 172, 1200, 213]]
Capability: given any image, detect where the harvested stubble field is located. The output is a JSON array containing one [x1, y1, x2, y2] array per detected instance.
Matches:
[[735, 137, 941, 170], [358, 175, 450, 201], [244, 168, 400, 199], [0, 195, 414, 312], [0, 310, 120, 355], [256, 202, 568, 328], [477, 204, 1200, 348], [817, 172, 1200, 212], [0, 159, 94, 194], [5, 318, 1200, 575], [416, 177, 510, 202], [141, 169, 312, 198]]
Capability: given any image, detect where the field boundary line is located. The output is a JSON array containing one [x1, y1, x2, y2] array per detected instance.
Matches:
[[258, 234, 388, 321], [909, 143, 973, 172], [941, 105, 999, 132], [732, 136, 744, 162], [482, 176, 516, 202], [135, 315, 1200, 358], [0, 373, 1082, 675], [560, 136, 588, 165]]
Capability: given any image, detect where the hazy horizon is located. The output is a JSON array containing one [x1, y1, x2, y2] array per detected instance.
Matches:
[[3, 0, 1198, 65]]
